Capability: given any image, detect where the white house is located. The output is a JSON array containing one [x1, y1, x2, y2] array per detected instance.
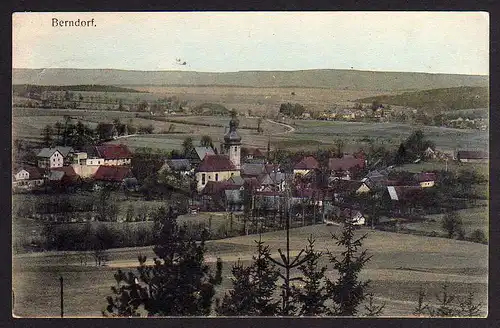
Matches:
[[36, 147, 74, 169]]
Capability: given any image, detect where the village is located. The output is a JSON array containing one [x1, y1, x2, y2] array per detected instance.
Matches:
[[12, 109, 488, 243]]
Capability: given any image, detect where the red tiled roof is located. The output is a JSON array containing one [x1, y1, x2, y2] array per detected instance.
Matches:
[[94, 166, 132, 182], [328, 157, 365, 171], [96, 144, 133, 160], [197, 155, 236, 172], [294, 156, 319, 170], [52, 166, 78, 177]]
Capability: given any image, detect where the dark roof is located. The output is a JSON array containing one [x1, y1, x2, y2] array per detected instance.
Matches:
[[244, 177, 261, 190], [330, 180, 364, 193], [387, 185, 423, 201], [328, 156, 365, 171], [13, 165, 43, 179], [202, 181, 240, 195], [197, 155, 236, 172], [294, 156, 319, 170], [264, 164, 280, 174], [96, 144, 132, 160], [51, 166, 78, 177], [36, 147, 74, 158], [164, 159, 192, 171], [415, 172, 437, 183], [241, 163, 265, 176], [243, 147, 265, 158], [192, 147, 215, 161], [228, 175, 245, 186], [457, 150, 488, 160], [94, 166, 133, 182]]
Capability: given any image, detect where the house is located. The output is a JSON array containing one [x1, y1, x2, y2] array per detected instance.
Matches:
[[293, 156, 319, 176], [414, 172, 436, 188], [187, 146, 215, 166], [200, 180, 241, 211], [95, 144, 133, 166], [36, 147, 75, 169], [328, 155, 365, 180], [93, 166, 134, 188], [159, 159, 193, 176], [323, 205, 366, 226], [195, 154, 240, 192], [12, 165, 44, 190], [47, 166, 79, 189], [456, 150, 488, 163], [259, 172, 286, 192]]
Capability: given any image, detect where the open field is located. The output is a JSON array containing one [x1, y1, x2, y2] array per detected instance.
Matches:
[[395, 161, 489, 176], [403, 207, 489, 236], [12, 224, 487, 317], [292, 120, 488, 152]]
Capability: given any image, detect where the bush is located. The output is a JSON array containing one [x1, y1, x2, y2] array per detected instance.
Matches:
[[469, 229, 487, 244]]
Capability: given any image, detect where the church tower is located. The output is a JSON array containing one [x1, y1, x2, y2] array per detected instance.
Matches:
[[223, 115, 242, 170]]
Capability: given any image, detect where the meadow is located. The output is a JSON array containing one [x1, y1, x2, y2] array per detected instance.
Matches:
[[12, 224, 487, 317]]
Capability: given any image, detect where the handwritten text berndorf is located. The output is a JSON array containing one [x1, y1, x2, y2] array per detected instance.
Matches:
[[52, 18, 96, 27]]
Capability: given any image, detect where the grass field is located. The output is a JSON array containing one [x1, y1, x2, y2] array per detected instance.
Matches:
[[403, 207, 489, 237], [12, 224, 487, 317], [395, 161, 489, 176]]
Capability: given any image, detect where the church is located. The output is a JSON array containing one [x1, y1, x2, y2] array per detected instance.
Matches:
[[194, 115, 242, 191]]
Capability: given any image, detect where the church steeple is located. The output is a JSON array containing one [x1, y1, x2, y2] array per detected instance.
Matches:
[[223, 112, 242, 170]]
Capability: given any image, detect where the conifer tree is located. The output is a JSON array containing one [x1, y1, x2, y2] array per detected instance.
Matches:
[[291, 236, 328, 316], [326, 219, 371, 316], [216, 237, 280, 316], [104, 206, 222, 316]]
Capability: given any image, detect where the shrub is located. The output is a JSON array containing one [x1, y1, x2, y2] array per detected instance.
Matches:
[[469, 229, 487, 244]]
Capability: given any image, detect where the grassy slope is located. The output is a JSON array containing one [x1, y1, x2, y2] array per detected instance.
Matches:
[[356, 86, 489, 111], [13, 68, 488, 91], [13, 84, 143, 94], [12, 224, 487, 317]]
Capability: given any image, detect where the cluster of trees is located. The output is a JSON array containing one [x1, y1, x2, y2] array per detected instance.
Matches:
[[395, 130, 436, 164], [41, 117, 155, 148], [279, 103, 306, 118]]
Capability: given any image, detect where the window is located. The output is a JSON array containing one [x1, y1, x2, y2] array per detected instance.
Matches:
[[231, 172, 234, 177], [234, 146, 237, 151], [215, 173, 219, 181], [202, 173, 206, 185]]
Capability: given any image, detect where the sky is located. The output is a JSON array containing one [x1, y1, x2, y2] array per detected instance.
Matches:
[[12, 12, 489, 75]]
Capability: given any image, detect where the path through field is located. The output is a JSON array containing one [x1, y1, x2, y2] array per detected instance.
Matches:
[[266, 118, 295, 135]]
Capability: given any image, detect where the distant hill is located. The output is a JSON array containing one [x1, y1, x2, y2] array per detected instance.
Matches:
[[357, 86, 489, 111], [12, 84, 143, 94], [12, 68, 488, 91]]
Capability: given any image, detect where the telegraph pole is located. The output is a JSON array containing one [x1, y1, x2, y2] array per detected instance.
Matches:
[[59, 276, 64, 318]]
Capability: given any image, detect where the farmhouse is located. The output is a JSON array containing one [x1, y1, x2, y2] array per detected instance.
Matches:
[[414, 172, 436, 188], [36, 147, 75, 169], [242, 147, 266, 163], [456, 150, 488, 163], [12, 165, 44, 190], [293, 156, 319, 176]]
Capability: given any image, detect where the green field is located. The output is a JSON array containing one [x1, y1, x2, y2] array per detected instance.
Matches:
[[12, 224, 487, 317], [403, 207, 489, 237]]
